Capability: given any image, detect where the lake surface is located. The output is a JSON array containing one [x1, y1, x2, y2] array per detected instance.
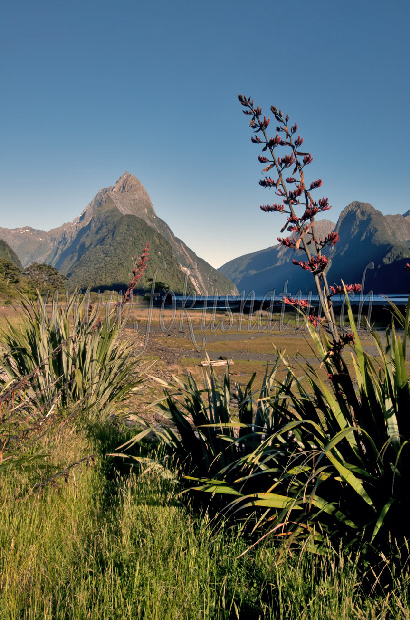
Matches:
[[171, 293, 408, 307]]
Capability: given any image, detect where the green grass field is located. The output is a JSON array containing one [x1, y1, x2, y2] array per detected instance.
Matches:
[[1, 301, 410, 618], [1, 417, 408, 619]]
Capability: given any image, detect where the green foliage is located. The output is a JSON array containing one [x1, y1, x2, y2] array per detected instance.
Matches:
[[130, 296, 410, 551], [56, 205, 187, 293], [1, 419, 408, 618], [282, 309, 410, 545], [0, 259, 67, 302], [228, 295, 410, 548], [0, 291, 141, 413], [23, 262, 67, 295], [0, 375, 53, 475], [0, 239, 22, 269], [0, 259, 22, 284], [146, 278, 170, 292], [120, 362, 297, 512]]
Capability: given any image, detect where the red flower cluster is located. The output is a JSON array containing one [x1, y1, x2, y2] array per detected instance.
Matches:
[[260, 116, 270, 130], [122, 243, 150, 305], [266, 135, 282, 149], [301, 206, 319, 221], [287, 215, 300, 224], [278, 154, 295, 168], [283, 297, 309, 308], [237, 95, 343, 328], [278, 236, 297, 249], [309, 179, 323, 190], [307, 315, 326, 327], [318, 197, 331, 211], [329, 283, 362, 296], [293, 255, 329, 274], [238, 94, 253, 105], [322, 232, 340, 247], [260, 203, 284, 212], [251, 116, 270, 131], [259, 177, 277, 188], [237, 95, 364, 368], [288, 185, 304, 201]]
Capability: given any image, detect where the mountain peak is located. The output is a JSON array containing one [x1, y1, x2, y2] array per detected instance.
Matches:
[[0, 172, 237, 294], [108, 172, 155, 218], [342, 201, 375, 215], [112, 171, 143, 194], [78, 171, 157, 223]]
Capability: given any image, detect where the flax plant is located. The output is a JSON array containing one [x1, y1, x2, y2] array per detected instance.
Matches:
[[144, 296, 410, 551], [0, 245, 150, 416], [223, 296, 410, 550], [118, 362, 290, 483], [128, 101, 410, 555], [238, 96, 364, 373], [0, 292, 139, 414], [227, 97, 410, 546]]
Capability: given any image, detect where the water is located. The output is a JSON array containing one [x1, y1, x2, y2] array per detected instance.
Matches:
[[171, 293, 408, 307]]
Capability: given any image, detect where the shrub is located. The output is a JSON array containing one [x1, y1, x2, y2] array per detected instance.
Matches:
[[117, 361, 288, 481], [0, 291, 141, 414], [23, 262, 67, 296], [0, 259, 22, 284], [212, 297, 410, 548], [0, 366, 60, 474]]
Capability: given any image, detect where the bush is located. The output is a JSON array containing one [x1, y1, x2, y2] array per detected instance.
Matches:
[[118, 361, 286, 479], [136, 295, 410, 555], [0, 291, 142, 414], [23, 262, 67, 296], [227, 297, 410, 548]]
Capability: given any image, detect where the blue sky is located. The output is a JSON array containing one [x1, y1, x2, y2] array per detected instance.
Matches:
[[1, 0, 409, 268]]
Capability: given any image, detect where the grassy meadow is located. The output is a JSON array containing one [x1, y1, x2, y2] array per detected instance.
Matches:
[[1, 298, 410, 618]]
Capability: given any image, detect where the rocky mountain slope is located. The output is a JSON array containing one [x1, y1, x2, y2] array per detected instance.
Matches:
[[219, 202, 410, 295], [53, 197, 188, 292], [219, 220, 335, 295], [0, 239, 22, 269], [325, 202, 410, 293], [0, 173, 235, 294]]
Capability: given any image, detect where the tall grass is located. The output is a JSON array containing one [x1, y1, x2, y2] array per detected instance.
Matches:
[[2, 284, 410, 615], [1, 417, 407, 619]]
